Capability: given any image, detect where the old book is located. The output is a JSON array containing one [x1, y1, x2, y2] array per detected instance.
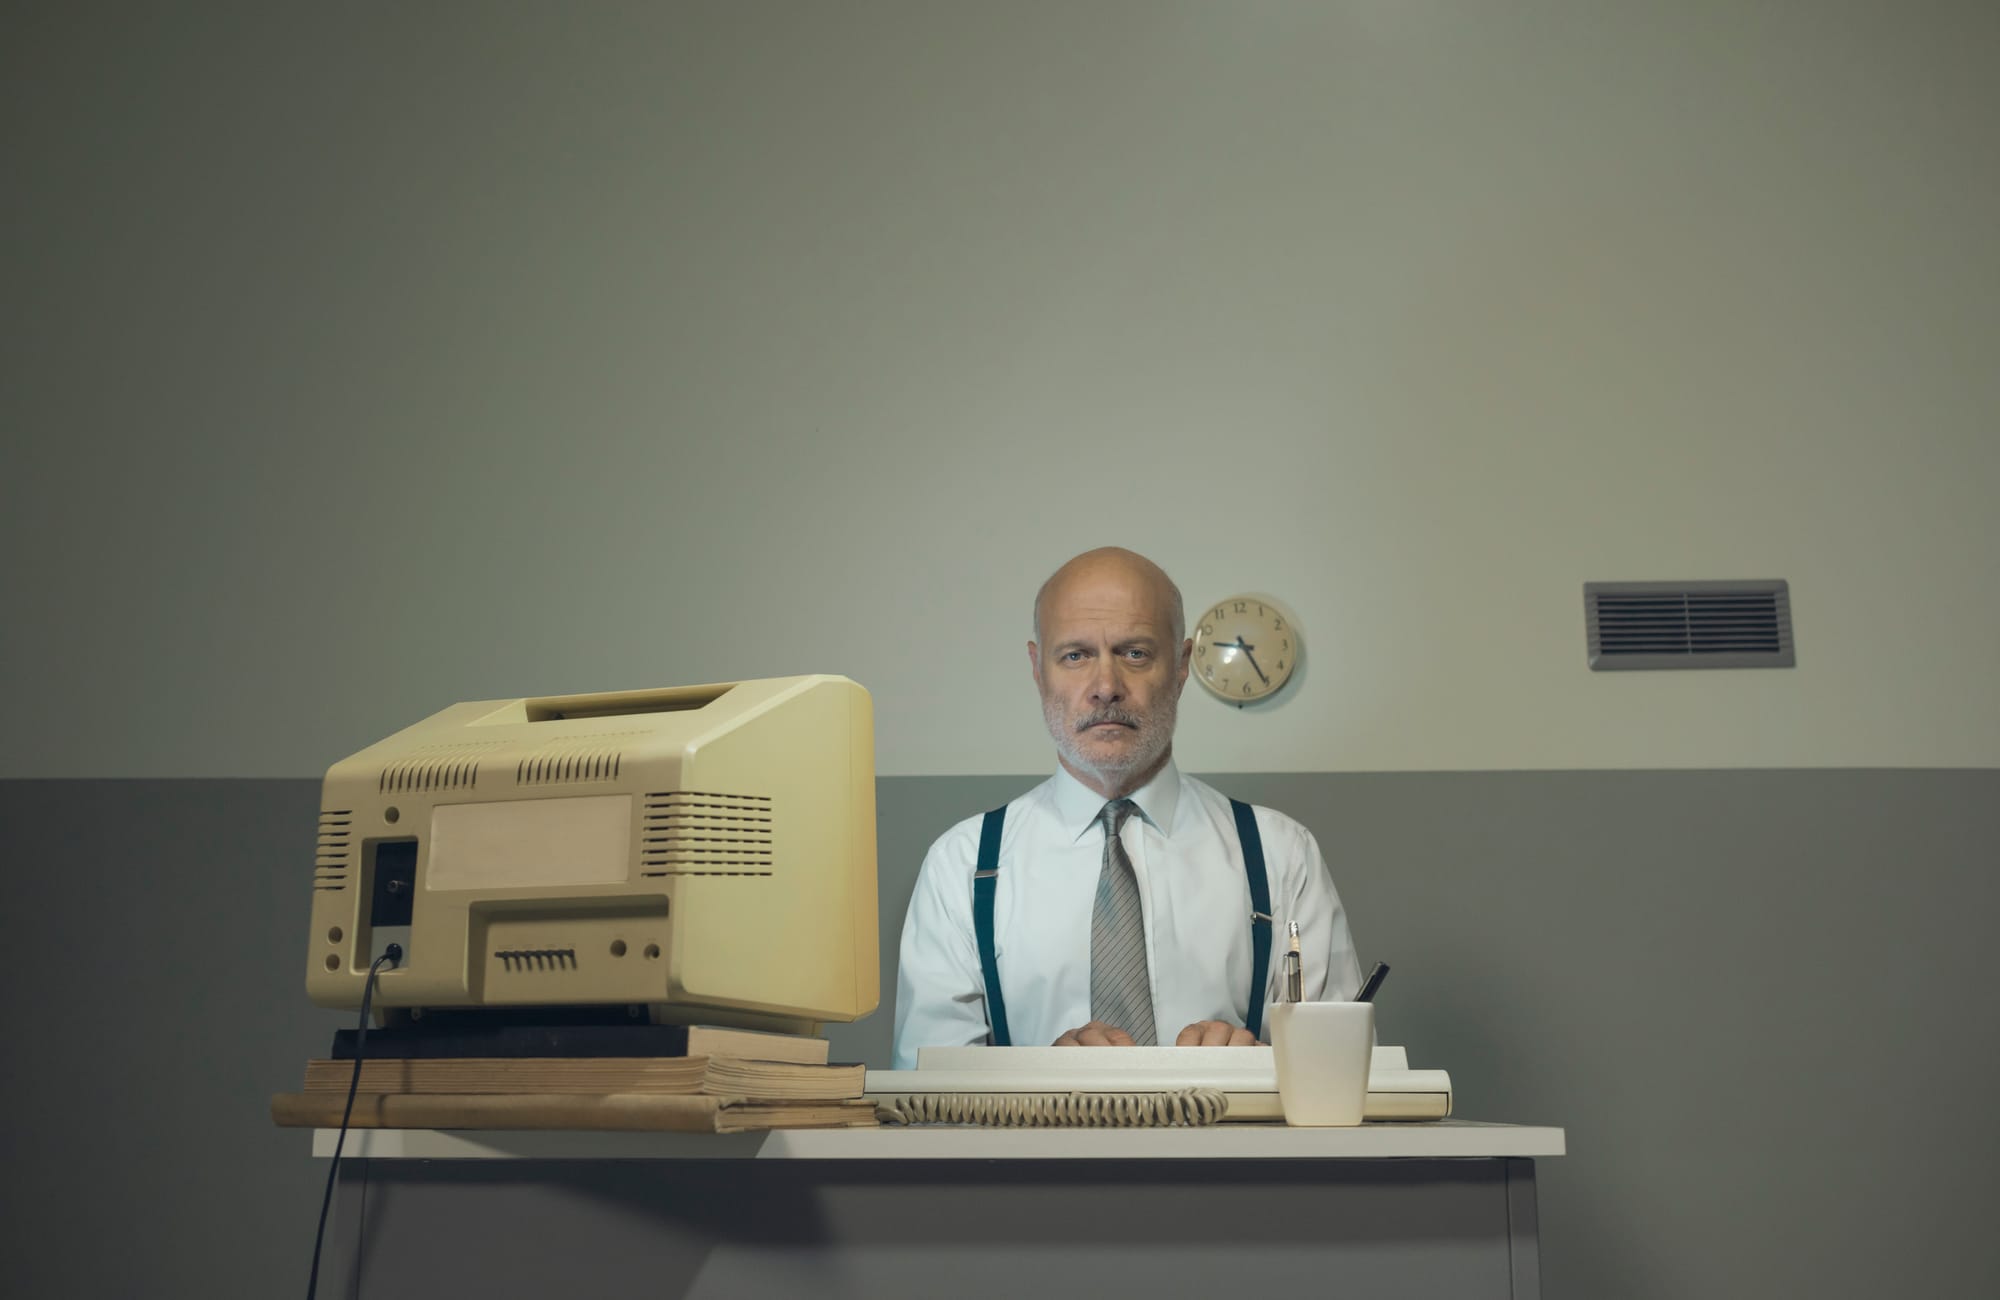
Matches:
[[271, 1091, 878, 1133], [301, 1056, 865, 1101], [331, 1020, 830, 1064], [675, 1025, 830, 1065]]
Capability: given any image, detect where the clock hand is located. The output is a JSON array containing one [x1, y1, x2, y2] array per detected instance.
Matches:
[[1239, 645, 1271, 685]]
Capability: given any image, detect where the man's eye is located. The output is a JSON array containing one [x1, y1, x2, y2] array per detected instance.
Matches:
[[1062, 651, 1084, 663]]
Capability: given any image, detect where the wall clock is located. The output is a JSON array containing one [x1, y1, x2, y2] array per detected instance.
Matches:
[[1192, 595, 1297, 705]]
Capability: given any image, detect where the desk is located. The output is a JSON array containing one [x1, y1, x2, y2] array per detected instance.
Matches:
[[313, 1120, 1565, 1299]]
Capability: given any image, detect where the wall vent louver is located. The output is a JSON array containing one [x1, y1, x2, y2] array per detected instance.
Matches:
[[1585, 580, 1794, 670], [314, 810, 353, 891], [641, 792, 775, 876]]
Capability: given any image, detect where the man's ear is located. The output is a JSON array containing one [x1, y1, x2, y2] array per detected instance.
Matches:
[[1174, 638, 1194, 692], [1027, 641, 1041, 683]]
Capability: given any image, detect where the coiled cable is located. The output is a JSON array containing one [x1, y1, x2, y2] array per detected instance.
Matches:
[[876, 1087, 1228, 1128]]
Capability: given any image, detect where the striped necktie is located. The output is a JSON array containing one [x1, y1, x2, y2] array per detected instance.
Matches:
[[1090, 798, 1156, 1044]]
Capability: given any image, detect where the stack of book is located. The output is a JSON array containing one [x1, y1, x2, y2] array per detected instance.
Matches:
[[270, 1025, 876, 1134]]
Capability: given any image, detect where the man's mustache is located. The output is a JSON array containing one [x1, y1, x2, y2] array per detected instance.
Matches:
[[1077, 708, 1142, 732]]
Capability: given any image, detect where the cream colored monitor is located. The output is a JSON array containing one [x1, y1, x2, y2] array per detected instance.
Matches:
[[304, 675, 877, 1034]]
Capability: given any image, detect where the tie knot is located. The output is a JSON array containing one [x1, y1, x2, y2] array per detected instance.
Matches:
[[1098, 798, 1137, 836]]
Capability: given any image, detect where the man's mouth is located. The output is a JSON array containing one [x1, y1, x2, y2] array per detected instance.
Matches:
[[1079, 715, 1139, 733]]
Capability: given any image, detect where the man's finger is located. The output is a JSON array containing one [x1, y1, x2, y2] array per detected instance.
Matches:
[[1171, 1020, 1260, 1047], [1175, 1020, 1227, 1046]]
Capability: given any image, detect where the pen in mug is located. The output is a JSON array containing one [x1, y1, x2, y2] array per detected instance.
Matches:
[[1354, 961, 1390, 1004], [1282, 921, 1304, 1003]]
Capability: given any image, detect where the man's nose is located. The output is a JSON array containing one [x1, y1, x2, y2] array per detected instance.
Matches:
[[1088, 661, 1124, 703]]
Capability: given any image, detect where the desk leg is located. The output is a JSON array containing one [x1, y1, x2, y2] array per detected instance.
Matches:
[[316, 1160, 369, 1300], [1506, 1157, 1542, 1300]]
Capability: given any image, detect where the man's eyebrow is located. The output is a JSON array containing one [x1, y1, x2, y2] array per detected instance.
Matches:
[[1046, 633, 1162, 652]]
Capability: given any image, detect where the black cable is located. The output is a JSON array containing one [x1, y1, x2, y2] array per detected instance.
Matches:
[[306, 944, 402, 1300]]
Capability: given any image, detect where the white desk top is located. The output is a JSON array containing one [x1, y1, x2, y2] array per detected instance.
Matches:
[[311, 1119, 1565, 1162]]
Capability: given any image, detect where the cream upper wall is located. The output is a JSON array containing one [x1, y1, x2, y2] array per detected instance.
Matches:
[[4, 1, 1995, 777]]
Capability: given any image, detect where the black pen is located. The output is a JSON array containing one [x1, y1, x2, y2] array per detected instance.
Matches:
[[1353, 961, 1390, 1004]]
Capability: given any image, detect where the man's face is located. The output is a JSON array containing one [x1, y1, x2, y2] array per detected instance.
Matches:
[[1030, 563, 1191, 794]]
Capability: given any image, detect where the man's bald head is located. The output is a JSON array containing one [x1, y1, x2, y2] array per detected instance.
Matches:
[[1032, 548, 1186, 650], [1028, 548, 1192, 798]]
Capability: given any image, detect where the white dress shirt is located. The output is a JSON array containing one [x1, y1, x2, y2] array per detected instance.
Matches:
[[893, 760, 1362, 1069]]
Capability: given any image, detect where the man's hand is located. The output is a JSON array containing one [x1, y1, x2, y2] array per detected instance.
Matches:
[[1175, 1020, 1260, 1047], [1052, 1020, 1138, 1046]]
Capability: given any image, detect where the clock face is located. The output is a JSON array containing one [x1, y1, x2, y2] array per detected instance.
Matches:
[[1192, 596, 1297, 704]]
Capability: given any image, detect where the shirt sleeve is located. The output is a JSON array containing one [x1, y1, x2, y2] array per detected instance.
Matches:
[[1265, 811, 1364, 1003], [891, 824, 993, 1070]]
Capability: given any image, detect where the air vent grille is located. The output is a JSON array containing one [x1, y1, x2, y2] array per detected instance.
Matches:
[[517, 747, 623, 786], [314, 810, 353, 891], [379, 756, 480, 793], [1585, 580, 1794, 670], [494, 947, 578, 972], [641, 792, 774, 877]]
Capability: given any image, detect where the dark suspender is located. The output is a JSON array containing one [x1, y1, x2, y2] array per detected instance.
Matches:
[[972, 797, 1272, 1045], [972, 807, 1011, 1047], [1232, 798, 1274, 1041]]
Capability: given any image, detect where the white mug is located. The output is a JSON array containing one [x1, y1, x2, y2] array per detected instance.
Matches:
[[1267, 1001, 1374, 1126]]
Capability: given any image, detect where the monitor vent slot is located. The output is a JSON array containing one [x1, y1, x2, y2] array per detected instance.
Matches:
[[379, 757, 480, 793], [1585, 580, 1795, 670], [516, 747, 624, 787], [640, 792, 774, 876], [314, 810, 353, 891], [493, 947, 579, 972]]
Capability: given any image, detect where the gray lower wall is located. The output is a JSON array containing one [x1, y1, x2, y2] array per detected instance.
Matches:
[[1, 772, 1994, 1298]]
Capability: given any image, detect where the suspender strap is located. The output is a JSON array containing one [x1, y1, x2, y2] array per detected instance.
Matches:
[[1232, 798, 1274, 1041], [972, 806, 1011, 1047]]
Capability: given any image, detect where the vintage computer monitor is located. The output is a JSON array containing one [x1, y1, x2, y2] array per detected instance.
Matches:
[[303, 674, 877, 1035]]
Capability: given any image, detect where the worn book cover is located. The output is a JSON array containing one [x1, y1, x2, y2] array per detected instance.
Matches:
[[271, 1091, 879, 1133], [301, 1056, 864, 1100]]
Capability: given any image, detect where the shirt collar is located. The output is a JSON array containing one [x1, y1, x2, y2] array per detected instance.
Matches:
[[1051, 758, 1183, 842]]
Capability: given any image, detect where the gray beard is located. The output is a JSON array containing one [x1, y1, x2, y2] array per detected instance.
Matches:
[[1043, 689, 1177, 791]]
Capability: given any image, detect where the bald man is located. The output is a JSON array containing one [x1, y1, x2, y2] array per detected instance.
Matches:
[[892, 547, 1362, 1068]]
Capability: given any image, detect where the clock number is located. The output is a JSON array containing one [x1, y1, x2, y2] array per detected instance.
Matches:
[[1274, 617, 1285, 631], [1281, 638, 1289, 651], [1257, 604, 1265, 616], [1211, 608, 1226, 623], [1217, 678, 1230, 691], [1241, 682, 1253, 696], [1195, 643, 1207, 659], [1200, 623, 1213, 638], [1275, 660, 1285, 672], [1204, 665, 1215, 680], [1233, 601, 1247, 613]]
